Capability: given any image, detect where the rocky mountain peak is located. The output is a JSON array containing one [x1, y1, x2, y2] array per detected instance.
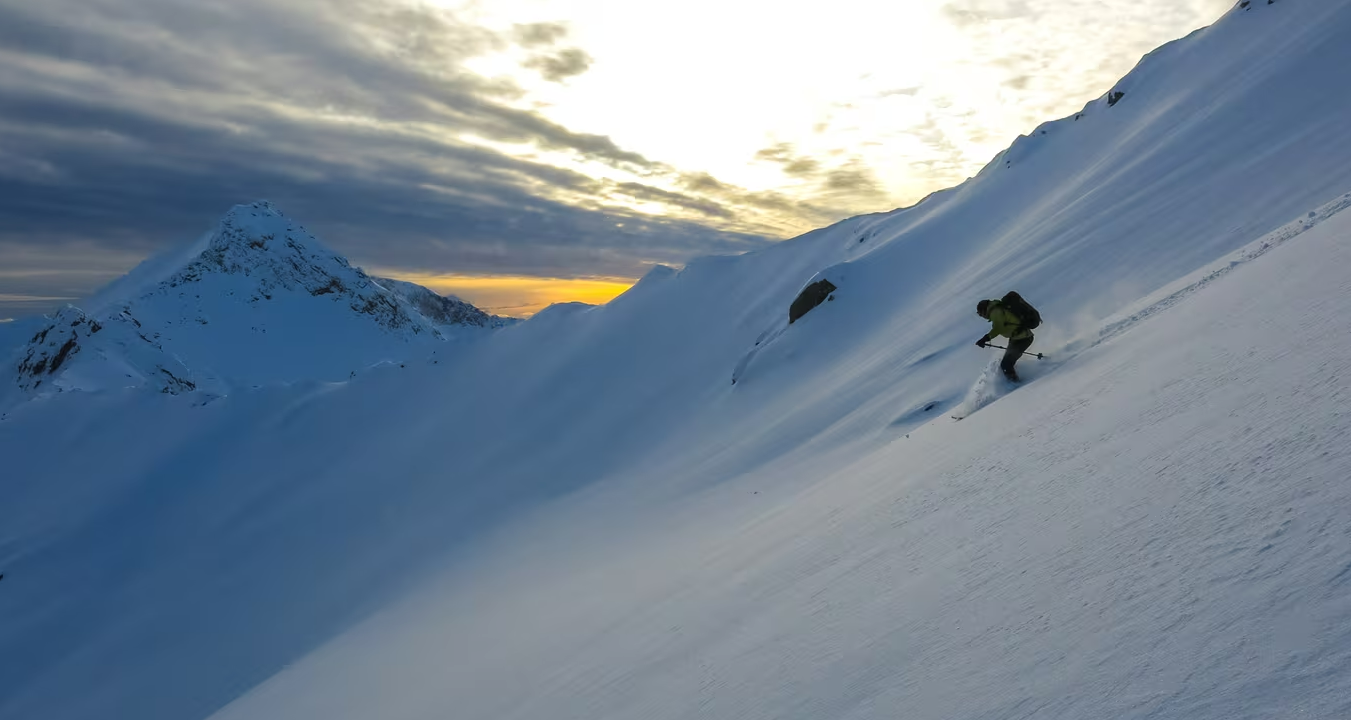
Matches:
[[6, 201, 515, 401], [151, 201, 439, 336], [14, 306, 100, 392]]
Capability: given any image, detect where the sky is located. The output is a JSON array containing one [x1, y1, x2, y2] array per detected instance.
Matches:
[[0, 0, 1233, 318]]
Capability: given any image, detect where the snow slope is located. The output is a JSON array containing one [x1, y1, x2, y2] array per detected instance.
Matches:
[[3, 1, 1351, 719], [216, 203, 1351, 720]]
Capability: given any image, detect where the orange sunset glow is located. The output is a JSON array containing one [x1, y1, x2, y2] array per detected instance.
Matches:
[[379, 272, 636, 317]]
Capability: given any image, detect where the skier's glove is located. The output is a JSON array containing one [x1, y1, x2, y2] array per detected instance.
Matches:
[[976, 337, 988, 348]]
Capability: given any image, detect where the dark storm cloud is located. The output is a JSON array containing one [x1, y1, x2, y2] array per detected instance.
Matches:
[[754, 143, 820, 178], [0, 0, 773, 315], [751, 144, 886, 210], [514, 22, 570, 47], [524, 48, 594, 83], [753, 144, 794, 164], [613, 183, 733, 219], [0, 83, 761, 273], [782, 157, 821, 176], [677, 173, 823, 224], [823, 166, 884, 195]]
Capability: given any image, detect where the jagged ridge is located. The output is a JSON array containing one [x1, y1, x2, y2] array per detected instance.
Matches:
[[160, 201, 439, 336], [374, 277, 516, 329]]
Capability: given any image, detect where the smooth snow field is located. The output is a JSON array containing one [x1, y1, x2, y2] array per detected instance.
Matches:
[[3, 2, 1351, 719], [218, 207, 1351, 720]]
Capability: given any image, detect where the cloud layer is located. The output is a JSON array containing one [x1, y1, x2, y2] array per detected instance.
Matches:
[[0, 0, 794, 316], [0, 0, 1236, 318]]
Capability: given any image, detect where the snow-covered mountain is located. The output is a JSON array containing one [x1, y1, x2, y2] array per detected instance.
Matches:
[[13, 305, 198, 395], [373, 276, 516, 331], [4, 2, 1351, 720], [3, 201, 505, 401]]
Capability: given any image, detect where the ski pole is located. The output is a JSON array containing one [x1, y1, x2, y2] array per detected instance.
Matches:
[[985, 344, 1045, 359]]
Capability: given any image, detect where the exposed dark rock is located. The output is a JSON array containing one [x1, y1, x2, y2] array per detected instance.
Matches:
[[15, 307, 99, 391], [789, 279, 838, 324], [312, 278, 343, 296], [1108, 91, 1126, 107], [48, 338, 79, 374], [158, 368, 197, 394]]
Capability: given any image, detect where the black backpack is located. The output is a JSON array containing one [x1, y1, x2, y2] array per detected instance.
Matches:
[[1001, 291, 1041, 330]]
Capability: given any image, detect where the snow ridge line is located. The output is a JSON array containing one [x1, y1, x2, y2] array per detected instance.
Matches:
[[1090, 190, 1351, 350]]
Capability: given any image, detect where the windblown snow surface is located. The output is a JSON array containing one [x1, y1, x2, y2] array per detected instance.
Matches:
[[3, 2, 1351, 719]]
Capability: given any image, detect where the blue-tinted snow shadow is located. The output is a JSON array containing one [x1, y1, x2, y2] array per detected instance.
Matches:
[[889, 397, 959, 433]]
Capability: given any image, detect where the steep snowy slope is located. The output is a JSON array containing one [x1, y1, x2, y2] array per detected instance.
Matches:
[[2, 201, 504, 399], [2, 2, 1350, 720], [215, 200, 1351, 720]]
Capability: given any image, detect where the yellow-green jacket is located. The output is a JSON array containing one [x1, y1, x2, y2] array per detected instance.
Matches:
[[983, 301, 1033, 341]]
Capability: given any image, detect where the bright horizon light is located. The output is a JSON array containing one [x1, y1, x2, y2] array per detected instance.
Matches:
[[434, 0, 1233, 228], [376, 270, 635, 316]]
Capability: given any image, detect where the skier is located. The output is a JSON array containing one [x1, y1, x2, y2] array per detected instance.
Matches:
[[975, 295, 1036, 382]]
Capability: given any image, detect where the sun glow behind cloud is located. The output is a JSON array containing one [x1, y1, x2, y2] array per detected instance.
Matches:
[[459, 0, 956, 192], [378, 271, 634, 316], [440, 0, 1234, 218]]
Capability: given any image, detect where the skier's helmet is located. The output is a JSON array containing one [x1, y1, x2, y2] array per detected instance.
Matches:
[[976, 299, 991, 317]]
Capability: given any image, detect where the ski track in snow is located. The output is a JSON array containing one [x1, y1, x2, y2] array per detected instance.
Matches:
[[730, 323, 788, 386], [1089, 191, 1351, 353], [949, 190, 1351, 423], [950, 360, 1016, 420]]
